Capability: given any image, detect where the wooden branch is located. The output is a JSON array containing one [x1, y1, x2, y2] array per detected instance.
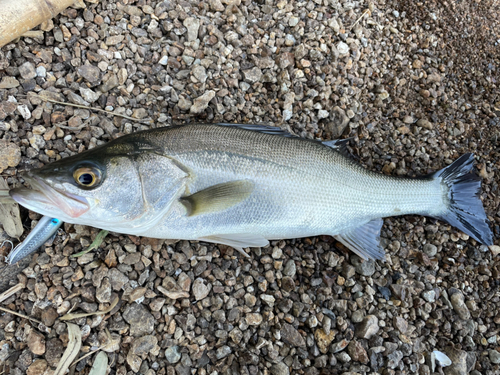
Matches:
[[0, 0, 78, 48]]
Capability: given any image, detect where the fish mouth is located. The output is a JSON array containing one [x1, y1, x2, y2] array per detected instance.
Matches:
[[10, 175, 90, 219]]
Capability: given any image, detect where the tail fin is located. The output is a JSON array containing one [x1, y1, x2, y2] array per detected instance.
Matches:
[[434, 153, 493, 245]]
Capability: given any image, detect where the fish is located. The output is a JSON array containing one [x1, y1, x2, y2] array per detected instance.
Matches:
[[6, 216, 62, 264], [9, 123, 493, 260]]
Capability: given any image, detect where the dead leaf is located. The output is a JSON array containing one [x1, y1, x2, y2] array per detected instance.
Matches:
[[60, 295, 119, 321], [0, 180, 22, 238], [53, 323, 82, 375], [88, 352, 108, 375]]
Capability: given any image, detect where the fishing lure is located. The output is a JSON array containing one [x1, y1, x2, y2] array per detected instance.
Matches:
[[5, 216, 62, 265]]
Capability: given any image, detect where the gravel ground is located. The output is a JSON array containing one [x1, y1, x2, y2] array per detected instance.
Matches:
[[0, 0, 499, 374]]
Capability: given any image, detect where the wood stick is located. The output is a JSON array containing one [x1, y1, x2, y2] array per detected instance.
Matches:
[[0, 0, 77, 47]]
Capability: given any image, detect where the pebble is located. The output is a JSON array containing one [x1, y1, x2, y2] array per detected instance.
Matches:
[[352, 257, 375, 276], [122, 304, 155, 336], [270, 362, 290, 375], [449, 289, 471, 320], [488, 349, 500, 364], [27, 330, 45, 355], [165, 346, 181, 364], [19, 62, 37, 80], [314, 328, 336, 353], [77, 65, 101, 83], [192, 278, 211, 300], [0, 141, 21, 173], [337, 42, 350, 55], [26, 359, 48, 375], [0, 76, 19, 88], [190, 90, 215, 114], [183, 17, 200, 41], [243, 67, 263, 83], [355, 315, 379, 339], [281, 323, 305, 347]]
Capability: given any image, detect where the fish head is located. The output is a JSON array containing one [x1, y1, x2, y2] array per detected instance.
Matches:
[[10, 136, 188, 229]]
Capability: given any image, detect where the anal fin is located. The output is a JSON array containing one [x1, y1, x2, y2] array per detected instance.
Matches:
[[198, 233, 269, 258], [334, 218, 385, 261]]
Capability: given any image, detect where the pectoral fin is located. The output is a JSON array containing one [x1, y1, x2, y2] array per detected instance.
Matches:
[[180, 180, 254, 216], [334, 218, 385, 261], [198, 233, 269, 257]]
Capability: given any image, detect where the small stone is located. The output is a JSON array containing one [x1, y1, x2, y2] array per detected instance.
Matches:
[[192, 278, 211, 300], [488, 350, 500, 364], [17, 104, 31, 120], [393, 317, 408, 333], [246, 313, 263, 325], [192, 65, 207, 83], [215, 345, 231, 359], [41, 307, 58, 327], [190, 91, 215, 114], [330, 339, 349, 353], [165, 346, 181, 364], [159, 55, 168, 65], [183, 17, 200, 41], [132, 108, 148, 119], [122, 304, 155, 336], [283, 259, 296, 277], [243, 67, 263, 83], [403, 115, 414, 124], [79, 87, 100, 103], [178, 96, 193, 111], [387, 350, 403, 369], [355, 315, 379, 339], [26, 359, 48, 375], [28, 330, 46, 355], [489, 245, 500, 256], [289, 16, 299, 27], [77, 65, 101, 83], [96, 277, 112, 303], [0, 141, 21, 173], [108, 268, 129, 290], [422, 290, 436, 303], [337, 42, 350, 55], [443, 347, 467, 375], [423, 243, 437, 257], [127, 335, 159, 372], [36, 66, 46, 78], [281, 323, 305, 347], [19, 62, 37, 80], [209, 0, 225, 11], [100, 74, 119, 92], [412, 60, 423, 69], [352, 257, 376, 276], [315, 328, 335, 353], [270, 362, 290, 375], [0, 76, 20, 89], [449, 289, 471, 320], [327, 106, 350, 137], [348, 341, 369, 364]]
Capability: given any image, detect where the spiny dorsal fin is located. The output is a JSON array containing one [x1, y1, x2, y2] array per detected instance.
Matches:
[[334, 218, 385, 261], [215, 123, 297, 138], [322, 138, 352, 158], [180, 180, 254, 216]]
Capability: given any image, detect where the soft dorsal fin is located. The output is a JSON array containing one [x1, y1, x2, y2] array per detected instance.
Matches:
[[322, 138, 352, 158], [334, 218, 385, 261], [215, 123, 297, 138], [180, 180, 254, 216]]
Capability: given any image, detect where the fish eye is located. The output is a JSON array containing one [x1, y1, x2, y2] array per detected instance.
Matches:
[[73, 166, 102, 188]]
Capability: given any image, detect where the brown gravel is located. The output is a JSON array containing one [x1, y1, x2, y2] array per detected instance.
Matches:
[[0, 0, 499, 374]]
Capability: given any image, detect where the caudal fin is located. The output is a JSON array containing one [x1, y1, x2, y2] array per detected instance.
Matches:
[[434, 154, 493, 245]]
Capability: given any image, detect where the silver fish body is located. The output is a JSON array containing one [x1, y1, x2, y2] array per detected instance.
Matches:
[[9, 124, 493, 260]]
